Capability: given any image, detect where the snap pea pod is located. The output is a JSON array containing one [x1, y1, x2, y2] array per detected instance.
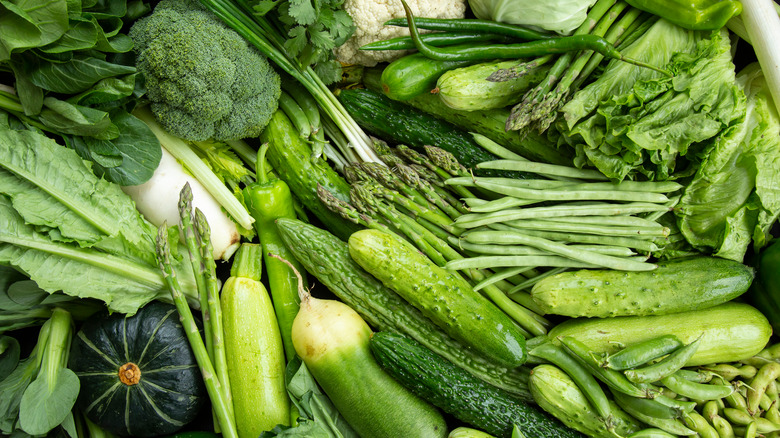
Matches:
[[606, 335, 684, 370], [660, 371, 735, 401], [711, 415, 736, 438], [723, 408, 780, 433], [628, 429, 678, 438], [684, 411, 720, 438], [700, 364, 758, 382], [611, 390, 696, 436], [624, 336, 702, 384]]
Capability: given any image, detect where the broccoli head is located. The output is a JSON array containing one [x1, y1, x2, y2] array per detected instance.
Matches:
[[129, 0, 281, 141]]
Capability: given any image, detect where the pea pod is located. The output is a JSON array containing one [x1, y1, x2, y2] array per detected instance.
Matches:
[[660, 371, 735, 401], [628, 429, 678, 438], [605, 335, 684, 371], [723, 408, 780, 433], [683, 411, 719, 438], [746, 362, 780, 415], [624, 336, 702, 384], [711, 415, 735, 438], [559, 336, 648, 399], [612, 390, 696, 435]]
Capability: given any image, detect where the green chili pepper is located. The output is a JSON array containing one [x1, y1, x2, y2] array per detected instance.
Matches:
[[243, 144, 304, 362], [624, 0, 742, 30]]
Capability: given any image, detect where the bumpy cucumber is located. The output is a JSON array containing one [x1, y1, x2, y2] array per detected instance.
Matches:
[[529, 364, 642, 438], [531, 256, 754, 318], [436, 59, 549, 111], [348, 228, 527, 367], [275, 218, 532, 398], [548, 302, 772, 366], [381, 52, 476, 101], [370, 332, 581, 438], [292, 290, 447, 438]]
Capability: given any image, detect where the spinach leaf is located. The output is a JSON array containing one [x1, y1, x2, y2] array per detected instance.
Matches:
[[0, 0, 69, 61], [0, 336, 20, 380], [29, 55, 136, 94], [19, 367, 80, 435]]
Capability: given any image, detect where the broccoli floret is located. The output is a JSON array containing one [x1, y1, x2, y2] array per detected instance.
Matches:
[[129, 0, 281, 142]]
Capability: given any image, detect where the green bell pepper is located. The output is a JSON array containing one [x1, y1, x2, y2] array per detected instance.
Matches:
[[625, 0, 742, 30], [243, 144, 304, 362]]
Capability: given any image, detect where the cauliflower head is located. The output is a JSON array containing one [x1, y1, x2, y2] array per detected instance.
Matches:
[[334, 0, 467, 67], [129, 0, 281, 142]]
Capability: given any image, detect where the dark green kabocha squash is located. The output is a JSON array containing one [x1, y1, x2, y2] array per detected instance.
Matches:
[[69, 302, 206, 437]]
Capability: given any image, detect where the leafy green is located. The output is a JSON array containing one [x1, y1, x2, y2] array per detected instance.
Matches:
[[0, 0, 70, 61], [19, 367, 80, 435], [676, 62, 780, 260], [259, 357, 358, 438], [249, 0, 355, 84], [0, 127, 196, 314], [558, 25, 743, 181], [0, 336, 20, 380], [468, 0, 595, 35]]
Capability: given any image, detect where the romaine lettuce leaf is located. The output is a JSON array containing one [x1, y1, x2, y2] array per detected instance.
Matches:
[[676, 63, 780, 260]]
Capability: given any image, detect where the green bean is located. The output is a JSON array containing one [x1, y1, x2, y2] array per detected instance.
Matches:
[[529, 342, 614, 422], [446, 255, 601, 270], [544, 214, 669, 229], [605, 335, 684, 371], [472, 266, 536, 292], [446, 176, 574, 190], [612, 390, 697, 435], [461, 196, 539, 213], [628, 428, 679, 438], [489, 224, 661, 252], [507, 267, 568, 294], [455, 202, 670, 228], [473, 180, 671, 204], [711, 415, 736, 438], [360, 31, 511, 51], [747, 362, 780, 415], [476, 159, 610, 180], [565, 180, 684, 193], [559, 336, 648, 399], [660, 372, 735, 401], [624, 336, 702, 384], [384, 16, 552, 40], [723, 408, 780, 433], [684, 411, 720, 438], [506, 218, 670, 238], [462, 229, 656, 271]]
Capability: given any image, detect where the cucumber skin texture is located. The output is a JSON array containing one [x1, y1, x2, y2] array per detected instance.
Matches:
[[260, 109, 360, 241], [370, 331, 582, 438], [348, 228, 527, 367], [275, 218, 533, 399], [220, 277, 290, 437], [548, 302, 772, 366], [529, 364, 642, 438], [437, 60, 549, 111], [293, 299, 447, 438], [361, 67, 572, 166], [381, 52, 476, 101], [531, 256, 755, 318]]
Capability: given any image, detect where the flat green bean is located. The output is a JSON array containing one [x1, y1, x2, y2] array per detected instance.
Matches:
[[476, 159, 610, 180], [462, 229, 657, 271]]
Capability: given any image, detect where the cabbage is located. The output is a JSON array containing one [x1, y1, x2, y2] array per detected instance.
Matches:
[[468, 0, 597, 35]]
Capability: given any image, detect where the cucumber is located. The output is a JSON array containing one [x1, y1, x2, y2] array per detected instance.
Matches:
[[348, 228, 527, 367], [381, 51, 476, 101], [337, 87, 515, 175], [548, 302, 772, 366], [275, 218, 533, 399], [531, 256, 755, 318], [436, 59, 550, 111], [291, 286, 447, 438], [529, 364, 643, 438], [361, 67, 572, 166], [260, 109, 360, 241], [370, 331, 582, 438]]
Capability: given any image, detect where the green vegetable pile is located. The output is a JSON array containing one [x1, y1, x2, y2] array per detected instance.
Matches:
[[1, 0, 780, 437]]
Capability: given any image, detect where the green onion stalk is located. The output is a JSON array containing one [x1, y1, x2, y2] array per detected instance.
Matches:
[[198, 0, 382, 164]]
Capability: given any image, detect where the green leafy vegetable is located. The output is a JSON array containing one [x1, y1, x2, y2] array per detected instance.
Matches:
[[0, 127, 197, 314], [676, 62, 780, 260], [0, 336, 20, 380]]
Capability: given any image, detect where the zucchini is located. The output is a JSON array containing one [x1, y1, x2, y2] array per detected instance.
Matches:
[[220, 244, 289, 437], [436, 59, 550, 111], [547, 302, 772, 366], [292, 287, 447, 438], [531, 256, 754, 318], [381, 52, 476, 101], [529, 364, 643, 438], [260, 109, 360, 241], [361, 67, 572, 165], [275, 218, 533, 398], [348, 228, 527, 367], [370, 331, 582, 438]]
